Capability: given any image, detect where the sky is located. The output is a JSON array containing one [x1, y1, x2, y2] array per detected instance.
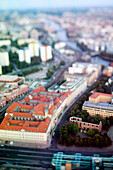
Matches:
[[0, 0, 113, 10]]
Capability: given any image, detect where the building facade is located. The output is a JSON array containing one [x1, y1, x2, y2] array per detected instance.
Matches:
[[0, 52, 9, 66], [89, 92, 113, 103], [59, 77, 87, 102], [40, 45, 52, 62], [69, 116, 102, 132], [0, 96, 6, 108], [18, 48, 31, 63], [64, 62, 101, 86], [0, 86, 71, 144], [3, 84, 29, 101], [0, 40, 11, 46], [82, 101, 113, 118], [0, 75, 25, 86], [28, 42, 39, 57]]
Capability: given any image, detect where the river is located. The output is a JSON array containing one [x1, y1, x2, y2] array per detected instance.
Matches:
[[91, 56, 110, 66], [47, 20, 81, 51], [47, 19, 110, 65]]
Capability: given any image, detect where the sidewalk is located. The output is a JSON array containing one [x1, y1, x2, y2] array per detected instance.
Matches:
[[57, 142, 113, 153], [4, 140, 51, 149]]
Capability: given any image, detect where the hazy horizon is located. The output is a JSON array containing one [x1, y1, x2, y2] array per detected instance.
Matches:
[[0, 0, 113, 10]]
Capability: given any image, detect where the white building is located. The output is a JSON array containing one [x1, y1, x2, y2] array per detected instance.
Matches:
[[18, 48, 31, 64], [0, 40, 11, 47], [65, 62, 101, 86], [24, 48, 31, 64], [54, 42, 66, 50], [29, 43, 39, 57], [0, 66, 2, 75], [0, 52, 9, 66], [40, 45, 52, 62], [59, 77, 87, 102], [17, 39, 37, 46]]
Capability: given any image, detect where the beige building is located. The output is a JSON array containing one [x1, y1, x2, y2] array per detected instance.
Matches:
[[0, 75, 25, 86], [82, 101, 113, 118], [17, 38, 37, 46], [64, 62, 101, 86], [89, 92, 113, 103]]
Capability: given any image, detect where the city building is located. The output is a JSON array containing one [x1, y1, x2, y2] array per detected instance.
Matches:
[[0, 52, 9, 66], [48, 84, 60, 93], [17, 39, 37, 46], [29, 29, 40, 39], [59, 78, 87, 93], [54, 41, 66, 50], [64, 62, 101, 86], [0, 86, 71, 144], [28, 42, 39, 57], [89, 92, 113, 103], [82, 101, 113, 117], [3, 84, 29, 102], [0, 66, 2, 74], [103, 66, 113, 77], [0, 40, 11, 47], [59, 78, 87, 102], [18, 48, 31, 63], [0, 81, 29, 102], [25, 79, 48, 90], [0, 95, 6, 108], [40, 45, 52, 62], [69, 116, 102, 132], [0, 75, 25, 86]]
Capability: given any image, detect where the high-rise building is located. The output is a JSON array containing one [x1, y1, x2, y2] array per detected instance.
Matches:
[[0, 52, 9, 66], [28, 43, 39, 57], [40, 45, 52, 62], [18, 49, 25, 62], [24, 48, 31, 64], [18, 48, 31, 64]]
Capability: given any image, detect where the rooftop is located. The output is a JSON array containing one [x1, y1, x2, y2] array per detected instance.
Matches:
[[89, 92, 113, 99], [83, 101, 113, 111], [0, 115, 51, 133], [0, 75, 24, 83], [0, 86, 70, 133]]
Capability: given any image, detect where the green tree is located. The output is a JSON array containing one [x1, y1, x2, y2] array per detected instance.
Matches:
[[87, 129, 94, 137], [67, 122, 79, 135], [75, 136, 80, 146]]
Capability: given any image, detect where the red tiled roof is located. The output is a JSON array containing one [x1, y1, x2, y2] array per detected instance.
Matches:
[[38, 117, 51, 133], [89, 92, 113, 99], [7, 102, 19, 113], [13, 112, 33, 118], [0, 86, 69, 133], [0, 114, 50, 133]]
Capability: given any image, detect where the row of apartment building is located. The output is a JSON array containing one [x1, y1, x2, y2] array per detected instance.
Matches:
[[0, 75, 29, 108], [64, 62, 101, 86], [82, 92, 113, 118]]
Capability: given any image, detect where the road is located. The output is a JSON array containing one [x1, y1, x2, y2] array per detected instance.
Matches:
[[45, 51, 82, 89]]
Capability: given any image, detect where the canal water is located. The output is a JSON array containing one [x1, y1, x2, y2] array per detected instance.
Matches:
[[47, 20, 81, 51]]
